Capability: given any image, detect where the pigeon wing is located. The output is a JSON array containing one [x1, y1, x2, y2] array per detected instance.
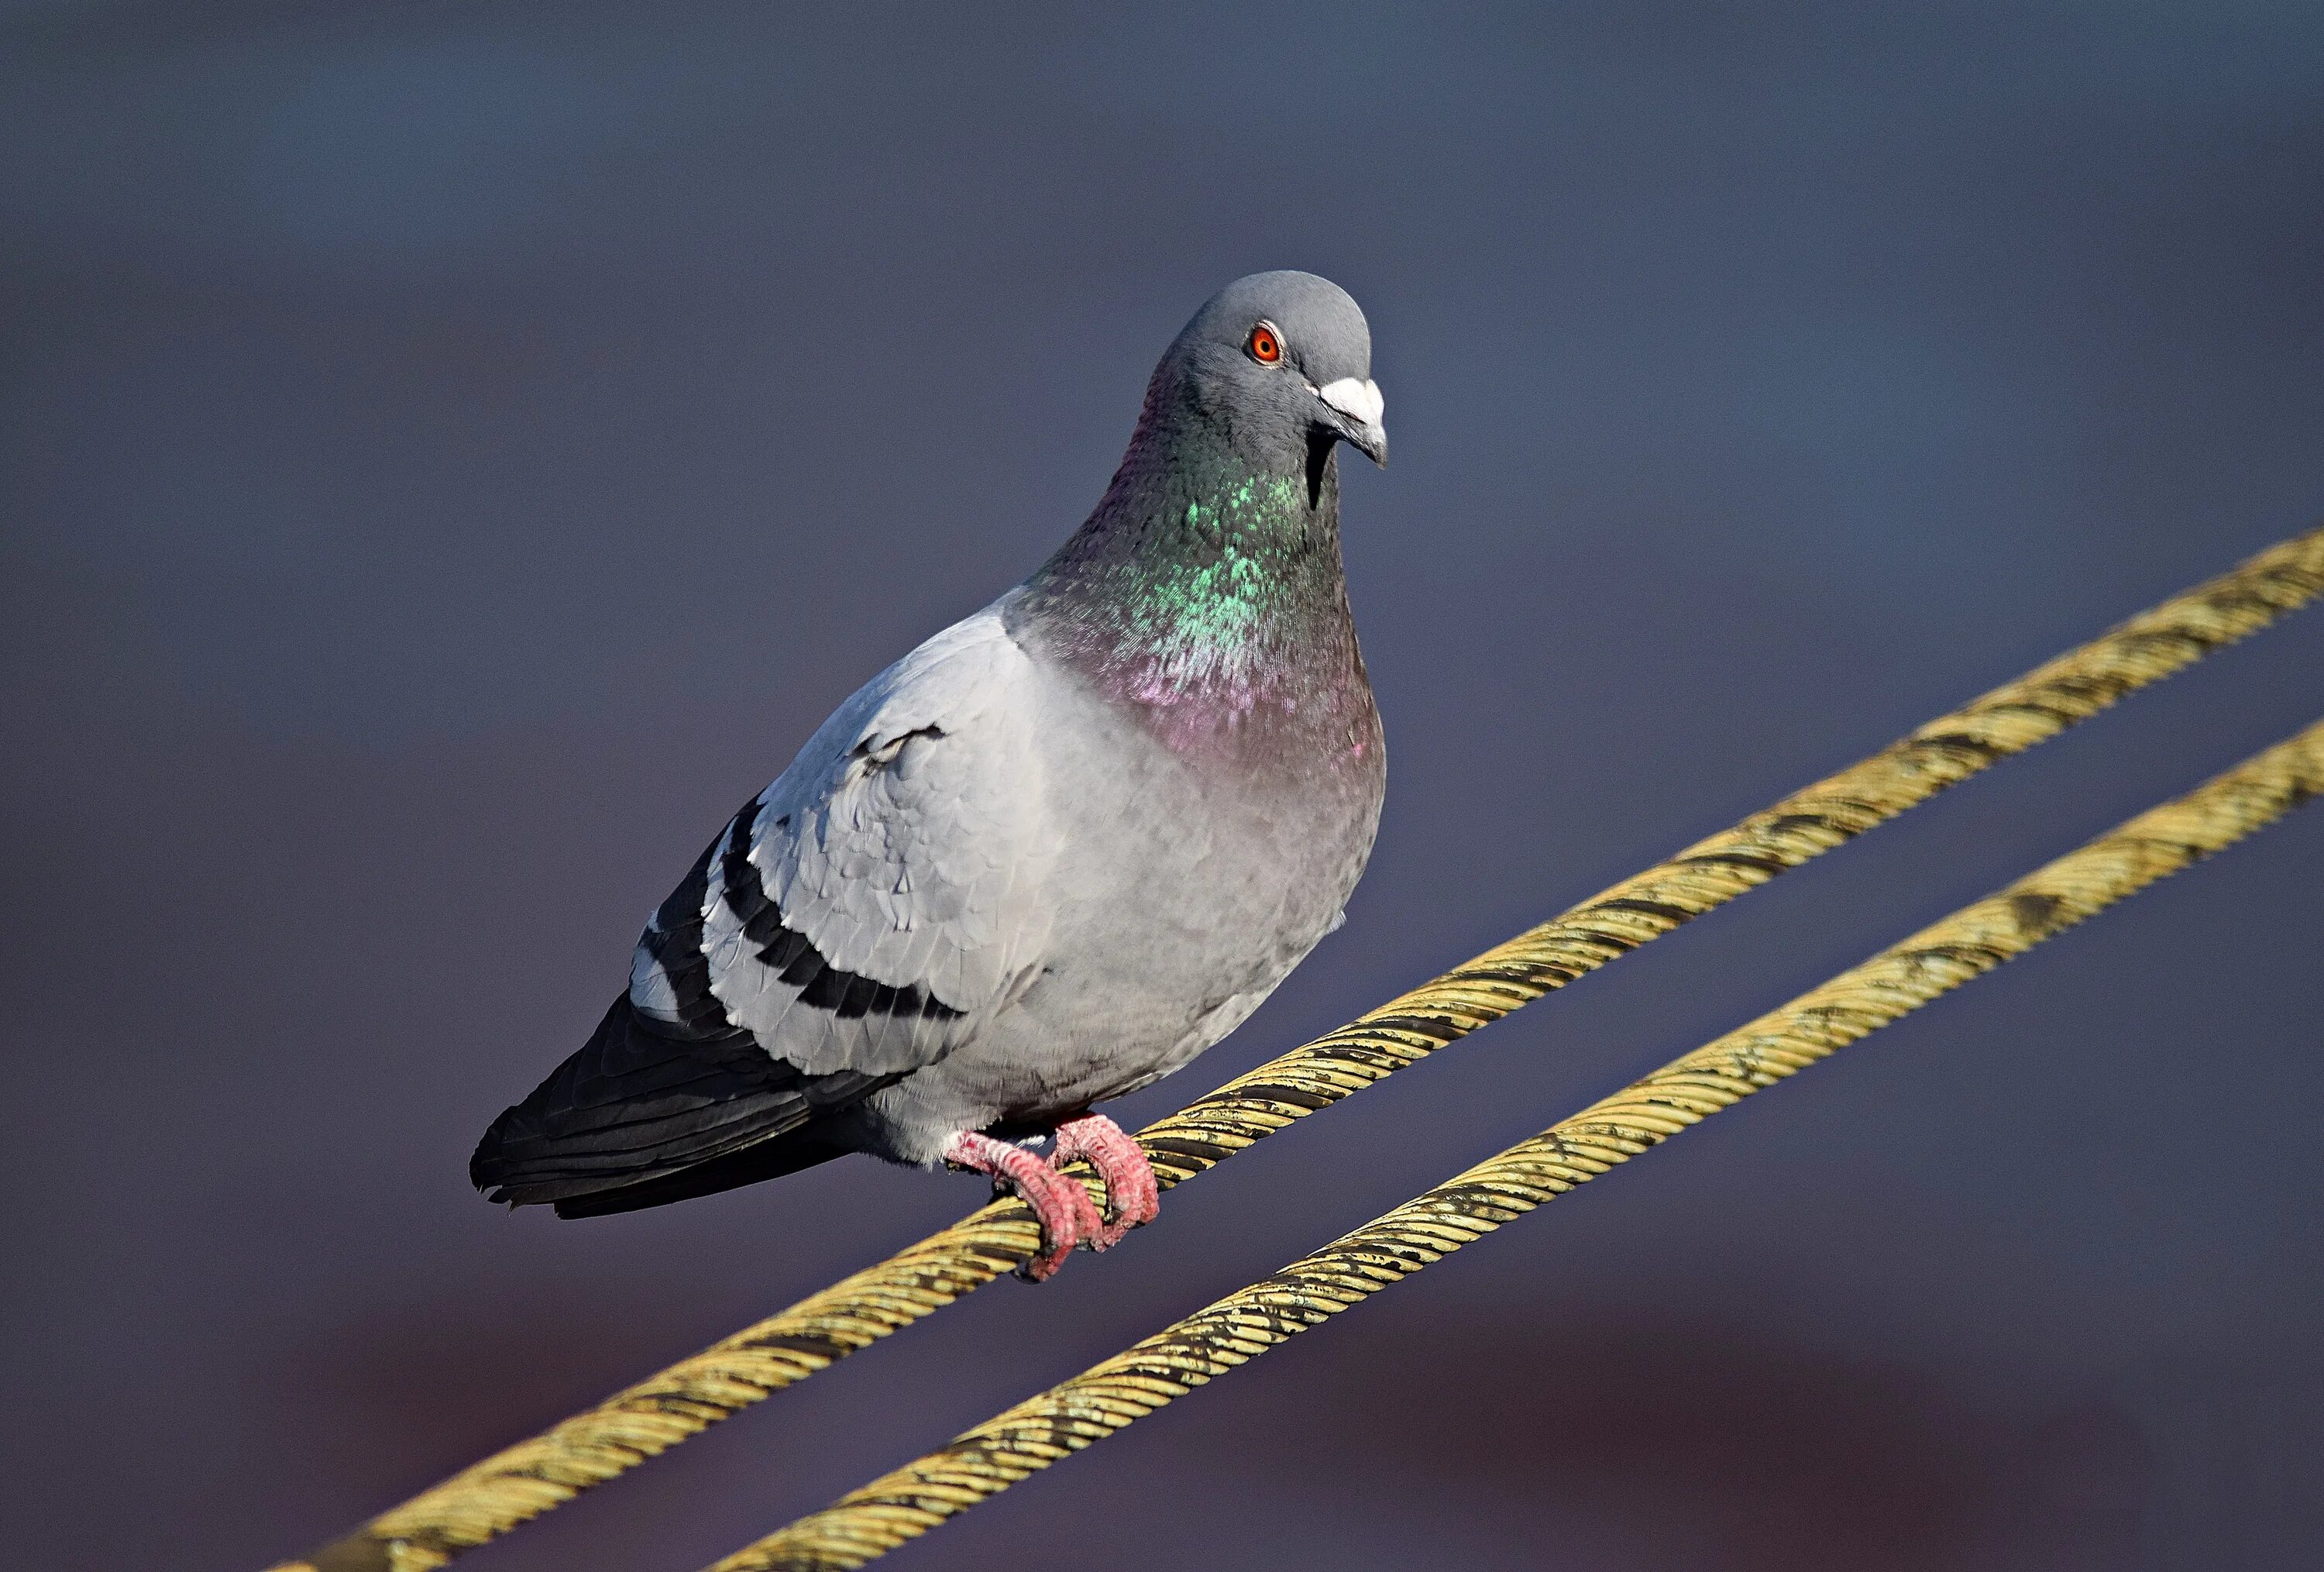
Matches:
[[669, 607, 1061, 1077], [474, 607, 1062, 1209]]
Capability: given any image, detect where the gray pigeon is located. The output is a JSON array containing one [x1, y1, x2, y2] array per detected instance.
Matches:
[[471, 271, 1388, 1278]]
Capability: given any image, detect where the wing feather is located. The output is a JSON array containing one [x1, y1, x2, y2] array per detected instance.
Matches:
[[479, 605, 1061, 1210], [693, 607, 1059, 1076]]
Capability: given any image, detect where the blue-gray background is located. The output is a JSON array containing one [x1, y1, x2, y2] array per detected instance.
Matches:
[[5, 5, 2322, 1569]]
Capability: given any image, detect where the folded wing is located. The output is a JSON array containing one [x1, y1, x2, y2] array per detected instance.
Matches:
[[473, 610, 1060, 1208]]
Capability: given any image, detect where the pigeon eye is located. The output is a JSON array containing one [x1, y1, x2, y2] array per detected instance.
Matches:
[[1246, 322, 1283, 365]]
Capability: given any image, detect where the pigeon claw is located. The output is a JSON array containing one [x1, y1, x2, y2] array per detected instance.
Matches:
[[1050, 1112, 1159, 1251], [943, 1130, 1104, 1281]]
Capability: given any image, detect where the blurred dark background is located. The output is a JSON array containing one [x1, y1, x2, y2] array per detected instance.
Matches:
[[5, 5, 2322, 1569]]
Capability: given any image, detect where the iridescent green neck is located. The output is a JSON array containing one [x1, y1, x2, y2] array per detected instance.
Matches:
[[1126, 471, 1315, 655], [1019, 442, 1362, 752], [1035, 449, 1335, 638]]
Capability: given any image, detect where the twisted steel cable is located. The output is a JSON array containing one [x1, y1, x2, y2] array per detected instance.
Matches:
[[720, 717, 2324, 1571], [273, 526, 2324, 1572]]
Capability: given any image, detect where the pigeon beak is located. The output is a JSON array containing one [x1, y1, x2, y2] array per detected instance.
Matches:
[[1315, 377, 1388, 467]]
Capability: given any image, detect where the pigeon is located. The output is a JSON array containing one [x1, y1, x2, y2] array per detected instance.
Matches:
[[471, 271, 1389, 1278]]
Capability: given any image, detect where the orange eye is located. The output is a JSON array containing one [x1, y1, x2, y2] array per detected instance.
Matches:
[[1246, 322, 1283, 364]]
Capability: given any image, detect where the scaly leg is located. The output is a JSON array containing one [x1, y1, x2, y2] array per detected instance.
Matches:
[[1050, 1112, 1159, 1250], [942, 1130, 1102, 1281]]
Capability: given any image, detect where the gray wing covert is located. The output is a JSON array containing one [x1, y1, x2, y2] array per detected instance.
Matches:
[[638, 610, 1061, 1079]]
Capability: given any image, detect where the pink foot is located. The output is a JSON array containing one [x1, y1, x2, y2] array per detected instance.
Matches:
[[1050, 1113, 1159, 1250], [942, 1130, 1102, 1281]]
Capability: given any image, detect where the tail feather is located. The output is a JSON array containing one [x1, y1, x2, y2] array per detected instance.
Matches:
[[549, 1127, 851, 1216], [471, 996, 890, 1209]]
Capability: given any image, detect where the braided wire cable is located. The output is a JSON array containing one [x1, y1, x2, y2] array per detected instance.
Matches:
[[718, 717, 2324, 1571], [273, 526, 2324, 1572]]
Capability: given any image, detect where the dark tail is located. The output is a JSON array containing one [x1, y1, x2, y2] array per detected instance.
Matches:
[[545, 1127, 851, 1216], [471, 996, 890, 1213]]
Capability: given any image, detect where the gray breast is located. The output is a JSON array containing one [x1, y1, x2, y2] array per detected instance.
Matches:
[[854, 656, 1384, 1161]]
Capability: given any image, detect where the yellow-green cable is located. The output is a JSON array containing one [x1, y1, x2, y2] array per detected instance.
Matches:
[[720, 717, 2324, 1571], [271, 526, 2324, 1572]]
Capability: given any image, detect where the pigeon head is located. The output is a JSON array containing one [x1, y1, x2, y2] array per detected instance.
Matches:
[[1150, 270, 1387, 471]]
